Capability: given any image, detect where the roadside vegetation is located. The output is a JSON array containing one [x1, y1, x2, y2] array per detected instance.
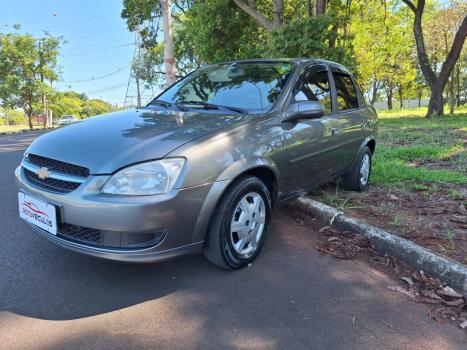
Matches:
[[315, 106, 467, 264], [373, 105, 467, 188]]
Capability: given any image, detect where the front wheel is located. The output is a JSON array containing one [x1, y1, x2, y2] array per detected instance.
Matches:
[[343, 146, 372, 192], [203, 176, 271, 269]]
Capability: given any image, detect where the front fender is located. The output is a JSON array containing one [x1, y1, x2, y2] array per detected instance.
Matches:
[[216, 156, 281, 184], [190, 157, 280, 243]]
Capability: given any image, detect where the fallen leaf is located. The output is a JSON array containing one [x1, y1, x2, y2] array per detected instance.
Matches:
[[388, 285, 418, 301], [401, 277, 414, 289], [437, 286, 462, 299], [444, 298, 464, 306]]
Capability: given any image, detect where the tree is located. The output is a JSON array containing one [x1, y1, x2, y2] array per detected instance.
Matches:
[[83, 99, 113, 117], [402, 0, 467, 117], [122, 0, 190, 87], [268, 15, 355, 68], [184, 0, 266, 63], [48, 91, 115, 119], [422, 1, 467, 114], [0, 31, 61, 129], [232, 0, 284, 31], [352, 0, 415, 108]]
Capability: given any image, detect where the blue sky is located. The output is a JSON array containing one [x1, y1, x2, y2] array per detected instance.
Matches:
[[0, 0, 141, 106]]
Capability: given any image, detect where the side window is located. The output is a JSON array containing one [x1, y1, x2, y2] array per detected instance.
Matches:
[[332, 72, 359, 111], [294, 68, 332, 114]]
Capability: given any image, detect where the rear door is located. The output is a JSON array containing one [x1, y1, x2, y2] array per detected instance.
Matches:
[[282, 64, 340, 195], [329, 67, 367, 172]]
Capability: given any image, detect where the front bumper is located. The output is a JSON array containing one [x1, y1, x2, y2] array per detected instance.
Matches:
[[15, 166, 217, 262]]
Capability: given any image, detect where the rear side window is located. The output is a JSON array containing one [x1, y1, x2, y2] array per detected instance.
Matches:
[[332, 72, 359, 111], [294, 68, 332, 114]]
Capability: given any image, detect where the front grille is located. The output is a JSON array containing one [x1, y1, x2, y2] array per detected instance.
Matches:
[[24, 168, 81, 193], [27, 154, 90, 177], [56, 224, 167, 249], [59, 224, 103, 245], [23, 154, 89, 193]]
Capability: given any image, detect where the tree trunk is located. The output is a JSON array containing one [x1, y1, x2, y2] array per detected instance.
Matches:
[[306, 0, 312, 16], [136, 75, 142, 108], [272, 0, 283, 28], [370, 80, 379, 105], [387, 84, 393, 110], [398, 85, 403, 109], [456, 65, 461, 107], [447, 77, 455, 115], [314, 0, 327, 15], [402, 0, 467, 118], [426, 86, 443, 117], [161, 0, 176, 87], [233, 0, 281, 31]]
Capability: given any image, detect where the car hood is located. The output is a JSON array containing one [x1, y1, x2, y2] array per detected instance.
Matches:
[[26, 108, 249, 174]]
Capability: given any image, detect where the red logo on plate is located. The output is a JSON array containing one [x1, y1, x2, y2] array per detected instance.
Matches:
[[22, 201, 49, 217]]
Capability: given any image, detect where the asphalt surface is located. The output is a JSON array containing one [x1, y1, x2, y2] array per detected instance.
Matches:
[[0, 131, 465, 349]]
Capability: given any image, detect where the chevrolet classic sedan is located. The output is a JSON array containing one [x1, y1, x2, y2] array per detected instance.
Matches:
[[16, 59, 377, 269]]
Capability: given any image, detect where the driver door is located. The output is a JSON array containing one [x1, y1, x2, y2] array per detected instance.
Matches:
[[283, 65, 340, 195]]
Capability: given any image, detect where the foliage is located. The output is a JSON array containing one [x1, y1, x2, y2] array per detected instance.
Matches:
[[184, 0, 267, 63], [352, 0, 416, 103], [120, 0, 466, 113], [48, 91, 114, 119], [0, 30, 61, 128], [82, 99, 113, 117], [268, 15, 355, 68], [0, 107, 25, 125]]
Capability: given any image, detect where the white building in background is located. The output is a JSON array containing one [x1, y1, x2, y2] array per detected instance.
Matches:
[[372, 99, 430, 110]]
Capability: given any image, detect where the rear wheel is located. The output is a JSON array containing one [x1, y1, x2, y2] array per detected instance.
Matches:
[[203, 176, 271, 269], [343, 146, 372, 192]]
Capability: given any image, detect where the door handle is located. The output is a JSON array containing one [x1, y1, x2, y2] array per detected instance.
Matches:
[[331, 127, 339, 136]]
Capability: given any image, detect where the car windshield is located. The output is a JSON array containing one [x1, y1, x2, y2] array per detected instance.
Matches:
[[152, 62, 295, 114]]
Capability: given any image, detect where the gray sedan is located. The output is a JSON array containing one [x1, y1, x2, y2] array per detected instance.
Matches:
[[16, 59, 377, 269]]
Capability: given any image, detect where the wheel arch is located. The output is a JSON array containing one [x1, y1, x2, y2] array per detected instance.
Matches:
[[190, 159, 279, 243]]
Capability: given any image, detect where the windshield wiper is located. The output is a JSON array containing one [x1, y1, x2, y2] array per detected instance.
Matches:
[[148, 99, 188, 111], [148, 99, 174, 108], [176, 100, 247, 114]]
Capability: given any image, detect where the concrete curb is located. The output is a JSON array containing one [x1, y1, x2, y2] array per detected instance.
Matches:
[[294, 197, 467, 295]]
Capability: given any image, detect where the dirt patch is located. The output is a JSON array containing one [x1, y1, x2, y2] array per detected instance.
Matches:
[[283, 206, 467, 329], [408, 154, 464, 172], [310, 182, 467, 265]]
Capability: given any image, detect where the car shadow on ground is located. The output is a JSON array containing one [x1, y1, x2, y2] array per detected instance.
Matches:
[[1, 211, 465, 349]]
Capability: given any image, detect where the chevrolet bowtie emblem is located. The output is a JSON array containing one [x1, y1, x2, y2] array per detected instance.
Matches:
[[36, 167, 52, 180]]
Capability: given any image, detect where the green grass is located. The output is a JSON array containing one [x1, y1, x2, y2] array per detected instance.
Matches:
[[372, 105, 467, 187], [0, 124, 41, 133]]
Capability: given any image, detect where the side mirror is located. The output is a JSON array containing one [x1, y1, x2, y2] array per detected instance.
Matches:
[[282, 101, 324, 123]]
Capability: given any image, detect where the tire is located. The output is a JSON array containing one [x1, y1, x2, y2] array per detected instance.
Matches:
[[203, 176, 272, 269], [343, 146, 372, 192]]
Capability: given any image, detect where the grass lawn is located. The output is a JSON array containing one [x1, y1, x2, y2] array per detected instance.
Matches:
[[313, 105, 467, 264], [0, 124, 45, 133], [373, 105, 467, 189]]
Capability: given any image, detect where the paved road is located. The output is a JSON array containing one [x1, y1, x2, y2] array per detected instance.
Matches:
[[0, 131, 465, 349]]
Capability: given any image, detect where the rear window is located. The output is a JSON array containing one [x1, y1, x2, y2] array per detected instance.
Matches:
[[332, 72, 359, 111]]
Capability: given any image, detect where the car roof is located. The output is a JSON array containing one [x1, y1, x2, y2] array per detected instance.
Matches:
[[214, 58, 349, 70]]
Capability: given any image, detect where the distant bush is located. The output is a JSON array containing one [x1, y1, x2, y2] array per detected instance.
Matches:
[[1, 109, 26, 125]]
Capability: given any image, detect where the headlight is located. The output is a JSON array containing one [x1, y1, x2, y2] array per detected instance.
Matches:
[[101, 158, 185, 195]]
